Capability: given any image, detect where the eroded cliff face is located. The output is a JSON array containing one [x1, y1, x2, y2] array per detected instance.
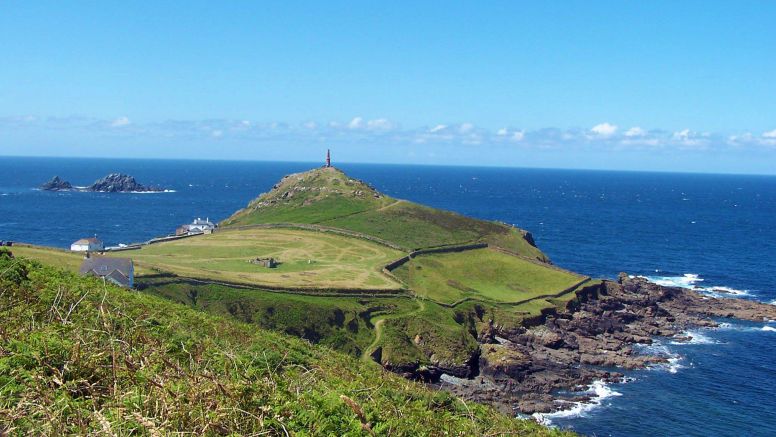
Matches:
[[439, 275, 776, 415]]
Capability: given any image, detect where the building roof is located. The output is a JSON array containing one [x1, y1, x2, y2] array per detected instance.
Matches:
[[80, 257, 133, 278], [73, 237, 103, 245]]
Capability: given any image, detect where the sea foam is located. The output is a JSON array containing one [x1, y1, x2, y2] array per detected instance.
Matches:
[[642, 273, 752, 298], [670, 329, 722, 345], [532, 380, 622, 426]]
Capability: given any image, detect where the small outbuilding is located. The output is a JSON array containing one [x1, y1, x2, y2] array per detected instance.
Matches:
[[249, 257, 278, 268], [71, 237, 104, 252], [79, 256, 134, 288]]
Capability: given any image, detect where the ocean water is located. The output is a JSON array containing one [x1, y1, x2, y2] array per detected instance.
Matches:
[[1, 156, 775, 436]]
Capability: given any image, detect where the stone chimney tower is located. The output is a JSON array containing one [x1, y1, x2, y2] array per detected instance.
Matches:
[[326, 149, 331, 168]]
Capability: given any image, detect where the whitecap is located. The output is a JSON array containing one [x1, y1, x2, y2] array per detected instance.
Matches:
[[642, 274, 752, 298], [669, 329, 720, 345], [642, 273, 703, 289], [531, 380, 621, 425], [129, 189, 177, 194], [762, 326, 776, 333]]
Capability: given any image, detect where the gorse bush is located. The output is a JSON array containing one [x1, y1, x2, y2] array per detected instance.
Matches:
[[0, 255, 569, 436]]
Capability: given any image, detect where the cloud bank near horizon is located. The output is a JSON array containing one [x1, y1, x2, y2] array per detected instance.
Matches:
[[3, 115, 775, 155]]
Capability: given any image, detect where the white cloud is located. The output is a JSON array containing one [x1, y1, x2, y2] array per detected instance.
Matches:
[[624, 126, 645, 137], [366, 118, 394, 130], [591, 122, 617, 136], [7, 114, 776, 155], [459, 122, 474, 133], [348, 117, 363, 129], [111, 116, 131, 127]]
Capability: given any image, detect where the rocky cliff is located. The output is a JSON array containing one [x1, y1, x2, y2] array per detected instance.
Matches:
[[442, 275, 776, 415]]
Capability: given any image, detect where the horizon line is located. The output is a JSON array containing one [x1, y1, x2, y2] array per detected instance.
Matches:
[[2, 153, 775, 178]]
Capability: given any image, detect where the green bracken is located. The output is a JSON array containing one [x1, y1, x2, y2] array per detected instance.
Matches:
[[0, 255, 571, 435]]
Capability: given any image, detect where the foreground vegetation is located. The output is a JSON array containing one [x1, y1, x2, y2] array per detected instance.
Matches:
[[0, 252, 569, 435]]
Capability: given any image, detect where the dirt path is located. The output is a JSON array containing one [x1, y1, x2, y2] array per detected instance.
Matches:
[[361, 297, 426, 362]]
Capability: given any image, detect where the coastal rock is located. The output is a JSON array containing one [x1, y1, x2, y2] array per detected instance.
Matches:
[[40, 176, 73, 191], [88, 173, 163, 192], [438, 274, 776, 415]]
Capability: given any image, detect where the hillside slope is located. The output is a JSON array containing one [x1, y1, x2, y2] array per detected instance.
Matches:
[[0, 252, 567, 435], [222, 166, 546, 259]]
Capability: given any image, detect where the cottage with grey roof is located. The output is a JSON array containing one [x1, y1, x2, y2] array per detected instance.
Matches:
[[79, 257, 134, 288]]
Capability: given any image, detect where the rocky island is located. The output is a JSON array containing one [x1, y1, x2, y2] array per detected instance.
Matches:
[[39, 175, 73, 191], [40, 173, 165, 192]]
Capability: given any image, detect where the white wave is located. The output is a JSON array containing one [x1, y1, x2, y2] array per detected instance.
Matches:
[[770, 300, 776, 306], [636, 340, 685, 373], [128, 189, 177, 194], [643, 273, 703, 288], [532, 380, 621, 425], [669, 329, 720, 345], [664, 356, 684, 374], [762, 326, 776, 333], [642, 273, 752, 298]]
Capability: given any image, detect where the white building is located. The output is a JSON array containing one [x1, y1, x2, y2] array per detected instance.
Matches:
[[70, 237, 104, 252], [176, 217, 216, 236]]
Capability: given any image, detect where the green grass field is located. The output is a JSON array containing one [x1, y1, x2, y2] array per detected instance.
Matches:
[[9, 244, 88, 272], [109, 228, 404, 290], [392, 248, 585, 304]]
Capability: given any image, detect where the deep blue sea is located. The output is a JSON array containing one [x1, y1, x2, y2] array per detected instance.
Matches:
[[2, 156, 775, 436]]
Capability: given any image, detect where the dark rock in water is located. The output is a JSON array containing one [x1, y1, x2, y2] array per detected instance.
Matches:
[[88, 173, 163, 192], [520, 229, 537, 247], [40, 176, 73, 191]]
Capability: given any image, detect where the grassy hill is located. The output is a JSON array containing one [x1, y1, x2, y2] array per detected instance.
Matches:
[[10, 166, 595, 418], [222, 166, 546, 259], [0, 251, 568, 435]]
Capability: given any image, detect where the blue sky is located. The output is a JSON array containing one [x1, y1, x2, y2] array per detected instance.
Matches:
[[1, 1, 775, 173]]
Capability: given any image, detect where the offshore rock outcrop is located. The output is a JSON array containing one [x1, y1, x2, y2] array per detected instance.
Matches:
[[439, 274, 776, 415], [87, 173, 163, 192], [40, 173, 165, 192], [40, 176, 73, 191]]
